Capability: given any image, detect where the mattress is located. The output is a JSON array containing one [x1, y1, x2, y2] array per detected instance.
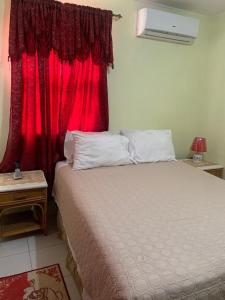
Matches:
[[53, 161, 225, 300]]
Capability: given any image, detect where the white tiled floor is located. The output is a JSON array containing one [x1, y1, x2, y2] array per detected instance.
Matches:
[[0, 216, 81, 300]]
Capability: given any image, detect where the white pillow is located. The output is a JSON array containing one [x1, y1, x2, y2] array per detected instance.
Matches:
[[64, 131, 111, 163], [121, 129, 176, 163], [72, 133, 133, 170]]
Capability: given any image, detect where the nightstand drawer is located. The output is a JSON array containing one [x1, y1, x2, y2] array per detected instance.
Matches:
[[205, 168, 223, 178], [0, 188, 46, 205]]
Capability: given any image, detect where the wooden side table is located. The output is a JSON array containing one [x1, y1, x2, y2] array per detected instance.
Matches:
[[0, 170, 48, 238], [183, 159, 224, 179]]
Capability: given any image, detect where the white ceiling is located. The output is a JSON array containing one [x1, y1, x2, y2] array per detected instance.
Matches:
[[149, 0, 225, 15]]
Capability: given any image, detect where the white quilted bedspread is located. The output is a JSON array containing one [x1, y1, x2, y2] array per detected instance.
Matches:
[[54, 161, 225, 300]]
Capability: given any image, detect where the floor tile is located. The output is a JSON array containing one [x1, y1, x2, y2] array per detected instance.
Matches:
[[27, 231, 63, 251], [0, 237, 28, 258], [64, 275, 81, 300], [0, 252, 31, 277], [30, 244, 70, 277]]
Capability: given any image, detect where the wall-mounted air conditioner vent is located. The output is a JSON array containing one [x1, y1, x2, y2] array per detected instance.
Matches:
[[137, 8, 199, 45]]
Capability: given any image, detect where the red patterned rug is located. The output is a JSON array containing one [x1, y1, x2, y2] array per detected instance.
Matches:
[[0, 264, 71, 300]]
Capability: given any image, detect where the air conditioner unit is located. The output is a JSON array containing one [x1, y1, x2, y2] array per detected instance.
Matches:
[[137, 8, 199, 45]]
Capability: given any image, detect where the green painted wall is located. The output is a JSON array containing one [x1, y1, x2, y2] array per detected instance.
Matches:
[[106, 3, 211, 159], [203, 13, 225, 169], [0, 0, 211, 161], [0, 0, 10, 162]]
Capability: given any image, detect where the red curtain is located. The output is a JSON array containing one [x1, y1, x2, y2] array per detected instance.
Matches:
[[0, 0, 113, 188]]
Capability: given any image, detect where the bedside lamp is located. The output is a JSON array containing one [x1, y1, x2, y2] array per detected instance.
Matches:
[[191, 137, 207, 163]]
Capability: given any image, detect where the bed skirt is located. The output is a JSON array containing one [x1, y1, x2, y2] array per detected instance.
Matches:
[[57, 212, 84, 299]]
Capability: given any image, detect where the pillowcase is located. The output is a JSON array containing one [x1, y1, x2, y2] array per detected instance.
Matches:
[[64, 131, 110, 163], [72, 133, 133, 170], [120, 129, 176, 163]]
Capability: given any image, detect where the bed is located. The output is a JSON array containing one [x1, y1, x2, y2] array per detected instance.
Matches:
[[53, 160, 225, 300]]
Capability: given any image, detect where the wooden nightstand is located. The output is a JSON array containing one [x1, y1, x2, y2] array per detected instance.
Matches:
[[0, 170, 48, 238], [183, 160, 224, 179]]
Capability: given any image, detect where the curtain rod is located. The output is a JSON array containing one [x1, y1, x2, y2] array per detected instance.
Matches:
[[113, 13, 122, 20]]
